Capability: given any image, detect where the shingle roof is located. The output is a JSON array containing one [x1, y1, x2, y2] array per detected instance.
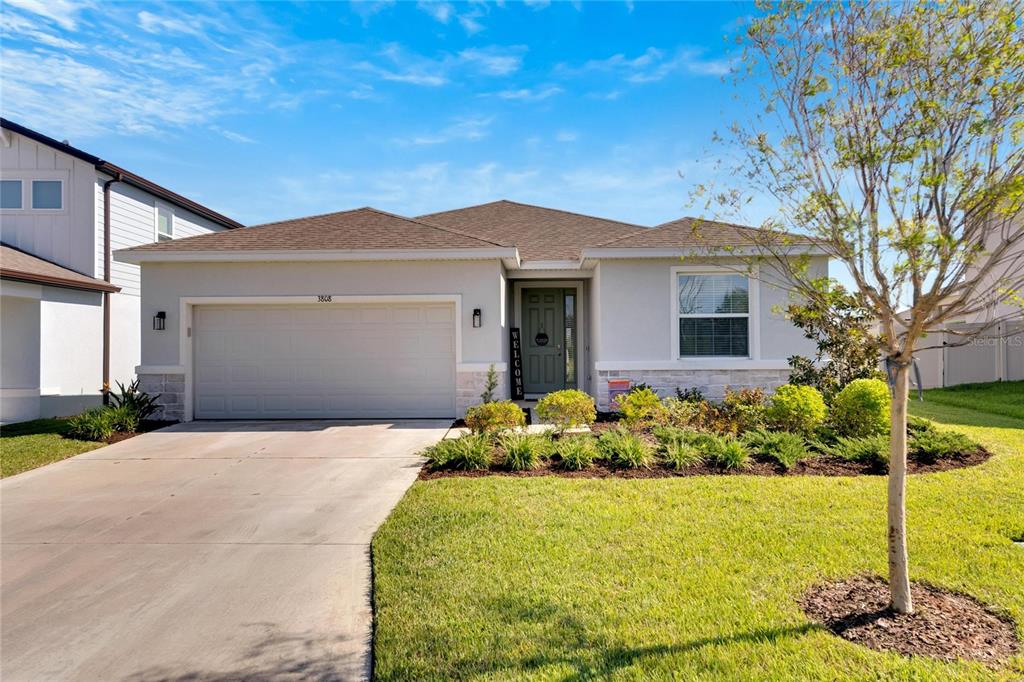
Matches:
[[418, 200, 646, 261], [596, 217, 814, 249], [120, 207, 504, 253], [1, 243, 120, 292]]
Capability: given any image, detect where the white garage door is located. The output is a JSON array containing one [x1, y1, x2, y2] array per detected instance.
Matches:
[[193, 303, 456, 419]]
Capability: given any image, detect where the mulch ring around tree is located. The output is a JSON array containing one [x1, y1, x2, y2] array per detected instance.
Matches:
[[801, 575, 1019, 666]]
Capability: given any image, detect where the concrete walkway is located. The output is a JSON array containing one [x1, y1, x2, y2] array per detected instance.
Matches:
[[1, 420, 449, 682]]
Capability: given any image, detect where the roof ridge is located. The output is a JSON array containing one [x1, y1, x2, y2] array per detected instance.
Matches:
[[361, 207, 509, 248]]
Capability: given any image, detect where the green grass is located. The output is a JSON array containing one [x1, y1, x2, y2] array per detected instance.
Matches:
[[373, 392, 1024, 680], [1, 418, 103, 478], [919, 380, 1024, 421]]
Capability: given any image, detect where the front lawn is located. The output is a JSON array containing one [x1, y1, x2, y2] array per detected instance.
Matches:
[[373, 393, 1024, 680], [1, 418, 103, 478], [919, 380, 1024, 422]]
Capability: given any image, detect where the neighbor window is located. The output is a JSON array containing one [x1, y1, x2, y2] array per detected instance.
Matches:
[[677, 273, 749, 357], [31, 180, 62, 209], [1, 180, 22, 209], [156, 206, 173, 241]]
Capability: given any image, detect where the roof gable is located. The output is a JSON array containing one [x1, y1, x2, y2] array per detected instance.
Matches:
[[418, 200, 646, 261], [596, 217, 813, 249]]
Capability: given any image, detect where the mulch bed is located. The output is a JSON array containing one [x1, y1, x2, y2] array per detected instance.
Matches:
[[97, 420, 175, 445], [801, 575, 1019, 666]]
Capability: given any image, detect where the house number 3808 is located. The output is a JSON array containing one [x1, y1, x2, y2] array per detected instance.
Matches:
[[317, 295, 333, 303]]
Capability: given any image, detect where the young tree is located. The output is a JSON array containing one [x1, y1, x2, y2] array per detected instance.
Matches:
[[696, 0, 1024, 613]]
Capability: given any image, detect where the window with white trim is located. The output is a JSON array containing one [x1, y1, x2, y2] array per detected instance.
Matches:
[[1, 180, 22, 209], [156, 205, 173, 241], [677, 273, 750, 357], [31, 180, 62, 209]]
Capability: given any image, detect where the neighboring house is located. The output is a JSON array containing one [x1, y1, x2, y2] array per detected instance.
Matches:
[[912, 213, 1024, 389], [115, 201, 826, 421], [0, 119, 242, 424]]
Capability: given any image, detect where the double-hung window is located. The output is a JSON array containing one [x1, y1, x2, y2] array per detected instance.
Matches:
[[156, 205, 174, 241], [677, 272, 750, 357]]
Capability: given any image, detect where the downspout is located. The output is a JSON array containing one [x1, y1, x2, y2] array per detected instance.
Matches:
[[102, 172, 122, 405]]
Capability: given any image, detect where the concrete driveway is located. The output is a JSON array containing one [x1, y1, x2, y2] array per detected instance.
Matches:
[[1, 420, 449, 682]]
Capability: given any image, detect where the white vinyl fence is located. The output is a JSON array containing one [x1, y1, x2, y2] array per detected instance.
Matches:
[[912, 322, 1024, 389]]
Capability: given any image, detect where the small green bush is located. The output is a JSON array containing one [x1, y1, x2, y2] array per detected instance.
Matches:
[[910, 428, 978, 463], [706, 435, 751, 469], [614, 387, 667, 428], [831, 378, 891, 437], [832, 434, 890, 468], [500, 432, 552, 471], [108, 404, 140, 433], [597, 427, 654, 468], [67, 408, 116, 441], [723, 387, 767, 432], [555, 436, 598, 470], [464, 400, 526, 433], [907, 415, 934, 433], [423, 434, 492, 470], [661, 398, 700, 429], [661, 440, 704, 470], [535, 389, 597, 430], [653, 425, 703, 446], [742, 429, 810, 470], [766, 384, 826, 435]]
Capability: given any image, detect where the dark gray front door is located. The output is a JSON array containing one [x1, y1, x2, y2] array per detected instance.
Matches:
[[522, 288, 565, 394]]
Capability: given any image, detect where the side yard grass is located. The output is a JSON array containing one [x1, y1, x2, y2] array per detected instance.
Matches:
[[919, 380, 1024, 422], [373, 388, 1024, 680], [1, 418, 103, 478]]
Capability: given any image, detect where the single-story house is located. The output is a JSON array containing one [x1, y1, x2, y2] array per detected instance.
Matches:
[[114, 200, 826, 421]]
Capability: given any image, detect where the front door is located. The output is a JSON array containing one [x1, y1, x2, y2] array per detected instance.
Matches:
[[522, 288, 566, 394]]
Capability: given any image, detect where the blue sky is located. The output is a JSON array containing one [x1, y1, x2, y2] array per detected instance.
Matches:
[[1, 0, 762, 228]]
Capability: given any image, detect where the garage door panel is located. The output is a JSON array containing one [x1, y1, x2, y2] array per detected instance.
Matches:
[[194, 303, 456, 419]]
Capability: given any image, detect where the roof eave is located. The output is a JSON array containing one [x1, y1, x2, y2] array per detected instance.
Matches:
[[114, 246, 521, 265], [0, 270, 121, 293], [580, 245, 828, 259]]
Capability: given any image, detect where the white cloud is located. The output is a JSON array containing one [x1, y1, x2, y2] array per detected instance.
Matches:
[[458, 11, 485, 35], [556, 130, 578, 142], [458, 47, 524, 75], [0, 11, 83, 50], [393, 116, 494, 146], [587, 89, 622, 100], [495, 86, 562, 101], [566, 46, 734, 84], [211, 126, 256, 144], [416, 1, 455, 24], [3, 0, 88, 30], [137, 10, 204, 36], [523, 0, 551, 8]]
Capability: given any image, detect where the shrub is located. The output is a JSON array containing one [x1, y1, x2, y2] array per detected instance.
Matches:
[[662, 398, 700, 429], [831, 378, 891, 437], [479, 364, 500, 403], [832, 434, 890, 468], [910, 428, 978, 463], [653, 425, 703, 446], [423, 434, 492, 470], [907, 415, 934, 433], [108, 405, 140, 433], [742, 429, 810, 470], [675, 386, 705, 402], [765, 384, 826, 435], [661, 440, 704, 470], [535, 389, 597, 430], [723, 387, 767, 432], [110, 379, 161, 422], [705, 435, 751, 469], [614, 387, 667, 428], [597, 427, 654, 468], [555, 436, 598, 470], [464, 400, 526, 433], [500, 432, 552, 471], [67, 408, 116, 441]]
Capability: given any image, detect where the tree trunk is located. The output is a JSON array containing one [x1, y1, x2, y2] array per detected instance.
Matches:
[[888, 361, 913, 614]]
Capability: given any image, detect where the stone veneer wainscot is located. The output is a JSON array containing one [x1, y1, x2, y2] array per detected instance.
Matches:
[[137, 372, 185, 422], [595, 369, 790, 410]]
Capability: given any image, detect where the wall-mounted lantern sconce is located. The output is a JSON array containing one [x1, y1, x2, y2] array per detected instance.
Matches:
[[472, 308, 482, 328], [153, 311, 166, 331]]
